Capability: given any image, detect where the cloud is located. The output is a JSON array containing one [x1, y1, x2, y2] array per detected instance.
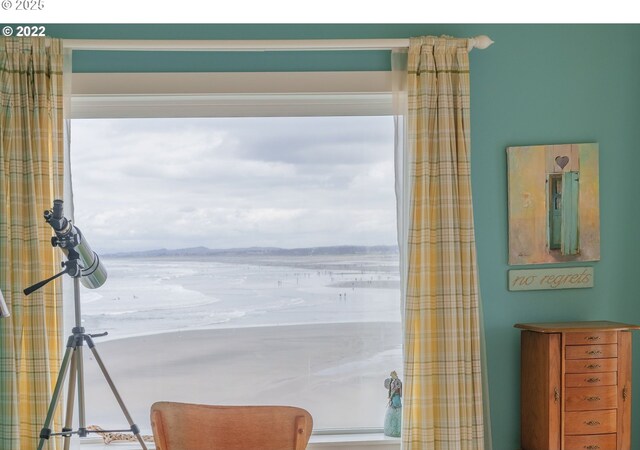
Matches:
[[224, 116, 394, 166], [70, 116, 397, 253]]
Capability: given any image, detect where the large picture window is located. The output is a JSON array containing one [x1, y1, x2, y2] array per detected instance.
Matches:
[[70, 115, 401, 433]]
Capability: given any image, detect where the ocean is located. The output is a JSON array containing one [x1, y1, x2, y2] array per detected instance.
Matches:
[[78, 253, 402, 340]]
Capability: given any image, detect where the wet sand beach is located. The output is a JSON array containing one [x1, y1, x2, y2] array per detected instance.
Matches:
[[82, 321, 402, 432]]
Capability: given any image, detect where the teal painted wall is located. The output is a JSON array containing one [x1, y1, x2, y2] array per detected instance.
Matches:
[[44, 24, 640, 449], [468, 24, 640, 450]]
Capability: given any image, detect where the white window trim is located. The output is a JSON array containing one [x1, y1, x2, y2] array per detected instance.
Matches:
[[71, 71, 393, 118]]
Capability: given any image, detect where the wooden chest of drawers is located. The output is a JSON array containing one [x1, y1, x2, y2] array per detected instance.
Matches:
[[515, 321, 640, 450]]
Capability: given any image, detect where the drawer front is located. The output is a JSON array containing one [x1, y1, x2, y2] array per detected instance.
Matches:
[[565, 409, 617, 435], [565, 344, 617, 360], [565, 386, 617, 411], [565, 372, 617, 387], [565, 358, 618, 373], [564, 433, 617, 450], [565, 331, 618, 346]]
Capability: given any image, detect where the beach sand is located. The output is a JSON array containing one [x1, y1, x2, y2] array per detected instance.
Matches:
[[80, 321, 402, 433]]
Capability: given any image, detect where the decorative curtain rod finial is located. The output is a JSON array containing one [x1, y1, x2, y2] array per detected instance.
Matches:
[[468, 35, 495, 51]]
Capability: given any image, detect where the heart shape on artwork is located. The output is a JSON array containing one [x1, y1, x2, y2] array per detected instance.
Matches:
[[555, 156, 570, 169]]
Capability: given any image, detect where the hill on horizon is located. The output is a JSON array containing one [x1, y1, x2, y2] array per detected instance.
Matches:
[[104, 244, 399, 258]]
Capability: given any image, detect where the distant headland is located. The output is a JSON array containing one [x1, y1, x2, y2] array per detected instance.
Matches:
[[104, 245, 399, 259]]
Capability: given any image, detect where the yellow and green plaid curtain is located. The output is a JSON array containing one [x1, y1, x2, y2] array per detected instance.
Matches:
[[0, 37, 65, 450], [402, 36, 485, 449]]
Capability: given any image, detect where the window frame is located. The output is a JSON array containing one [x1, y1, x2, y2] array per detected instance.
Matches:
[[71, 72, 401, 449]]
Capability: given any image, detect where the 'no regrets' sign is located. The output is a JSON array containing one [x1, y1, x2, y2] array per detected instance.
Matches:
[[508, 267, 594, 291]]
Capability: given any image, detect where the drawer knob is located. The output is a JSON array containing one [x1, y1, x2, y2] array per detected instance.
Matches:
[[586, 377, 601, 383], [585, 336, 601, 341], [586, 350, 602, 355], [585, 364, 601, 369], [585, 396, 601, 402], [584, 446, 600, 450], [584, 420, 601, 426]]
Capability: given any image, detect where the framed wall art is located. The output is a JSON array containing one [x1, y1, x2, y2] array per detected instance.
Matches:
[[507, 143, 600, 265]]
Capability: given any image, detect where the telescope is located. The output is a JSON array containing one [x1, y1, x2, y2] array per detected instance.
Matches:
[[24, 200, 147, 450], [45, 199, 107, 289], [23, 200, 107, 296]]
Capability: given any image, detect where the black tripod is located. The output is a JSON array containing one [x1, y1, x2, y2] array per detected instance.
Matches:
[[26, 258, 148, 450]]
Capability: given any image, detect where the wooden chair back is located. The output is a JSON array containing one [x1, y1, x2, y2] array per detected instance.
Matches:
[[150, 401, 313, 450]]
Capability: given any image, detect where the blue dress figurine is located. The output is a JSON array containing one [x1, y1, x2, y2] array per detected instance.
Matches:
[[383, 371, 402, 437]]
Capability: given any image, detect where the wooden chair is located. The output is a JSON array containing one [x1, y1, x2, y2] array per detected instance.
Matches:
[[150, 401, 313, 450]]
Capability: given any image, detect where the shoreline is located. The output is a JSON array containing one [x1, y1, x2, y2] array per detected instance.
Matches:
[[85, 318, 402, 343], [103, 253, 400, 274]]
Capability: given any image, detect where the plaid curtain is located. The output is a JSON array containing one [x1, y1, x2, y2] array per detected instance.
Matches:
[[402, 36, 485, 449], [0, 37, 65, 450]]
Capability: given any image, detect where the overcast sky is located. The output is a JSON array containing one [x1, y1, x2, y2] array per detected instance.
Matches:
[[70, 117, 397, 254]]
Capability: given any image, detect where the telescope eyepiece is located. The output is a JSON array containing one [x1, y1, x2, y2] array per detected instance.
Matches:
[[45, 199, 70, 233], [51, 199, 64, 220]]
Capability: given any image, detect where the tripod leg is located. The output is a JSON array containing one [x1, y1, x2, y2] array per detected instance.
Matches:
[[62, 349, 78, 450], [76, 345, 88, 438], [85, 340, 148, 450], [38, 339, 75, 450]]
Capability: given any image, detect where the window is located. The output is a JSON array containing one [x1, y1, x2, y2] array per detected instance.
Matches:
[[70, 114, 401, 433]]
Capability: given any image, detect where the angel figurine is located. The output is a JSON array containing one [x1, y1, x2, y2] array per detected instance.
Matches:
[[383, 370, 402, 437]]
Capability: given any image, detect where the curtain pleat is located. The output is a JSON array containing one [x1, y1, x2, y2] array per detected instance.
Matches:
[[0, 36, 65, 450], [401, 36, 485, 450]]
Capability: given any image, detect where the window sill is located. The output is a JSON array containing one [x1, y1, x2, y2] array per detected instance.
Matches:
[[309, 433, 401, 449], [78, 432, 401, 450]]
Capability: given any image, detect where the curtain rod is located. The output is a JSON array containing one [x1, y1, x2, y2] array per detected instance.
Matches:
[[62, 36, 494, 52]]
